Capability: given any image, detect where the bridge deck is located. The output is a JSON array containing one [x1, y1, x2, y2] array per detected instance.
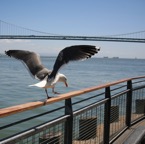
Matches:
[[0, 35, 145, 43]]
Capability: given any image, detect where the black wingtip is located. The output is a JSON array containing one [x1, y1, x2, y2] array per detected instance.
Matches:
[[80, 45, 100, 56], [5, 50, 10, 56], [5, 50, 15, 57]]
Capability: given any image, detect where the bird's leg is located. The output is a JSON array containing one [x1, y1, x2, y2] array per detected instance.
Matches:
[[45, 89, 51, 99], [52, 87, 60, 94]]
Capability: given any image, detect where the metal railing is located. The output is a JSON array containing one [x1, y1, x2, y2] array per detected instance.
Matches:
[[1, 76, 145, 144]]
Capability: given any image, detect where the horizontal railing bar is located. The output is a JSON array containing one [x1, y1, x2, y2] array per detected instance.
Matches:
[[73, 98, 108, 115], [72, 92, 105, 106], [131, 75, 145, 80], [109, 127, 128, 144], [110, 84, 127, 92], [1, 76, 145, 118], [0, 128, 34, 144], [0, 115, 69, 143], [111, 89, 129, 100], [36, 115, 68, 129], [131, 116, 145, 126], [0, 105, 65, 130], [132, 85, 145, 91], [132, 79, 145, 85]]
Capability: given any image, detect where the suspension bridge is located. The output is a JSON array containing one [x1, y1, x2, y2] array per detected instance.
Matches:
[[0, 20, 145, 43]]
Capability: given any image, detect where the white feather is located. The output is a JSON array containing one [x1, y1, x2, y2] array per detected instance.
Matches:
[[29, 75, 55, 88], [29, 79, 47, 88]]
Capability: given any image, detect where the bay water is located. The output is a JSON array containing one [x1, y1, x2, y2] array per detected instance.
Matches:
[[0, 56, 145, 138]]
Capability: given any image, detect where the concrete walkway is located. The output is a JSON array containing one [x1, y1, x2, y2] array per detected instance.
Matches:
[[114, 119, 145, 144]]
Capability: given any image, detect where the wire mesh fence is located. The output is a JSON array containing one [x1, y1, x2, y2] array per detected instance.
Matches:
[[131, 88, 145, 121], [73, 101, 105, 144], [109, 93, 127, 140], [1, 117, 67, 144]]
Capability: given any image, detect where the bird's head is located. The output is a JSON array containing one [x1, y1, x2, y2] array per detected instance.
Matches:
[[58, 73, 68, 87], [96, 47, 101, 52]]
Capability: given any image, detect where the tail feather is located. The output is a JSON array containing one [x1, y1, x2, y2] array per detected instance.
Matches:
[[29, 80, 47, 88]]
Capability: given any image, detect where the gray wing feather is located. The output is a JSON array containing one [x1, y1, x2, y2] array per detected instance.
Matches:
[[5, 50, 49, 80]]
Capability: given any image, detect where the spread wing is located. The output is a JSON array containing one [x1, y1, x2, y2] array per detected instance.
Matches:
[[5, 50, 49, 80], [49, 45, 100, 79]]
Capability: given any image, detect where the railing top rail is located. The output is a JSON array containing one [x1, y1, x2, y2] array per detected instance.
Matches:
[[1, 76, 145, 118]]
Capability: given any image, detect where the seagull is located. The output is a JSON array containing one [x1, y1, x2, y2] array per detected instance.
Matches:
[[5, 45, 100, 99]]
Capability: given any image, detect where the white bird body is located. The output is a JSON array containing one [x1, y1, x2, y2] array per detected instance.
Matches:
[[29, 73, 67, 89], [29, 77, 49, 88]]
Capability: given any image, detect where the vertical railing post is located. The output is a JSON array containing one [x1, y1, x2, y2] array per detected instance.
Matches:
[[64, 98, 73, 144], [126, 80, 132, 127], [104, 86, 111, 144]]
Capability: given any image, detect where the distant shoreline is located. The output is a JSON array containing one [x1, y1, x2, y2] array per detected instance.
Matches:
[[0, 54, 144, 60]]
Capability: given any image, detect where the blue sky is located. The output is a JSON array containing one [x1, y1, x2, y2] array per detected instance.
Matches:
[[0, 0, 145, 58]]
